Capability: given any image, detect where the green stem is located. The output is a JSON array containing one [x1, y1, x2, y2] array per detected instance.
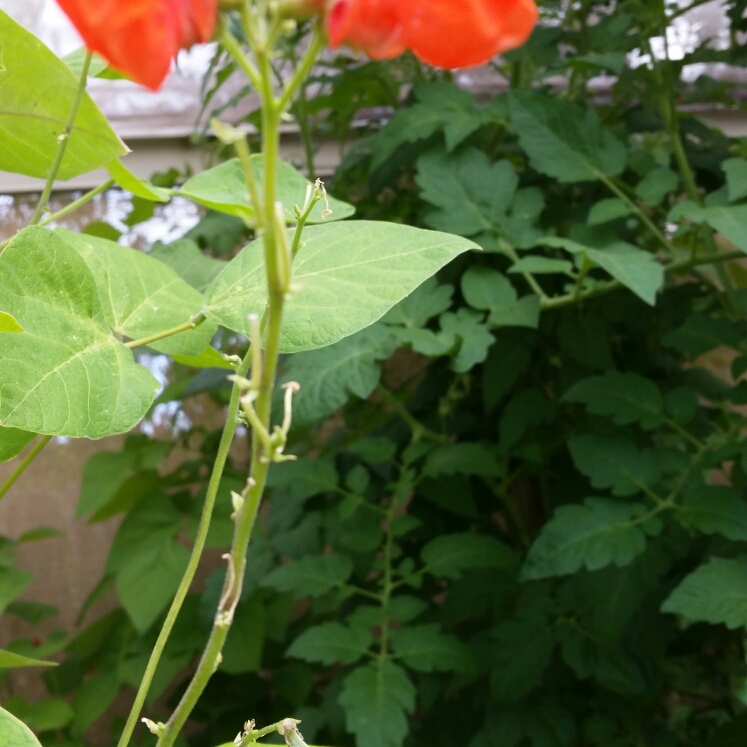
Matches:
[[124, 316, 205, 350], [504, 244, 548, 300], [40, 179, 114, 226], [235, 137, 264, 228], [219, 27, 263, 91], [376, 384, 448, 444], [0, 436, 52, 504], [277, 23, 325, 113], [115, 353, 252, 747], [29, 51, 93, 227], [291, 190, 322, 258]]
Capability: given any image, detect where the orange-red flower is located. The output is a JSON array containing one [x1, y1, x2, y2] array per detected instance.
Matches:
[[326, 0, 539, 69], [55, 0, 217, 90]]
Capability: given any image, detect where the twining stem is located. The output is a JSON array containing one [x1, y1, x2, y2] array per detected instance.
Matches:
[[115, 353, 252, 747], [29, 51, 93, 227], [124, 316, 205, 350], [0, 436, 53, 504], [376, 384, 448, 444]]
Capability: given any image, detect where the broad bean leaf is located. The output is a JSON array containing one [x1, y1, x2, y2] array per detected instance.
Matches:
[[148, 240, 227, 293], [106, 159, 170, 202], [287, 622, 372, 665], [261, 555, 353, 597], [72, 671, 118, 735], [461, 267, 540, 329], [676, 486, 747, 541], [521, 498, 651, 580], [116, 537, 190, 633], [423, 442, 503, 478], [3, 698, 73, 732], [56, 229, 216, 356], [0, 649, 56, 669], [662, 557, 747, 629], [0, 228, 158, 438], [76, 450, 139, 519], [508, 90, 626, 182], [562, 371, 664, 430], [381, 277, 453, 328], [339, 661, 416, 747], [0, 705, 43, 747], [417, 147, 544, 249], [372, 83, 498, 170], [179, 155, 355, 225], [722, 157, 747, 202], [206, 221, 477, 352], [0, 11, 126, 179], [0, 428, 36, 462], [390, 624, 474, 672], [280, 325, 396, 427], [421, 533, 516, 579], [0, 568, 33, 615], [568, 434, 661, 497], [0, 312, 23, 333]]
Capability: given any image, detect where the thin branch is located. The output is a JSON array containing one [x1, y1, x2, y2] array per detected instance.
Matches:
[[0, 436, 53, 504]]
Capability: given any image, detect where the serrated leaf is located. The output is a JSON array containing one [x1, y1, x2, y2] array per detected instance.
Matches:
[[0, 428, 36, 462], [148, 240, 227, 293], [417, 147, 543, 248], [0, 705, 43, 747], [508, 90, 626, 183], [461, 267, 540, 329], [635, 167, 678, 206], [662, 312, 745, 356], [206, 221, 476, 353], [0, 11, 126, 180], [56, 228, 216, 356], [563, 371, 663, 429], [584, 243, 663, 305], [587, 198, 634, 225], [262, 555, 353, 597], [381, 277, 453, 328], [280, 325, 396, 427], [698, 205, 747, 252], [568, 434, 661, 497], [116, 538, 190, 633], [662, 557, 747, 629], [288, 622, 372, 665], [421, 533, 516, 579], [423, 442, 503, 478], [676, 486, 747, 541], [391, 624, 474, 672], [339, 662, 415, 747], [179, 156, 354, 225], [0, 227, 158, 438], [439, 309, 495, 372], [0, 649, 56, 669], [521, 498, 651, 580], [266, 458, 338, 500]]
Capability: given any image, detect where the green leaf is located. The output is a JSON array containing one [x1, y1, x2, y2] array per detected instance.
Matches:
[[280, 325, 396, 427], [390, 624, 474, 672], [172, 346, 234, 370], [722, 157, 747, 202], [266, 459, 338, 500], [72, 671, 118, 735], [116, 538, 190, 633], [562, 371, 664, 430], [508, 90, 626, 183], [0, 11, 126, 179], [62, 47, 109, 78], [262, 555, 353, 597], [179, 156, 355, 225], [676, 486, 747, 541], [0, 568, 33, 614], [568, 434, 661, 497], [521, 498, 651, 580], [381, 277, 453, 328], [698, 205, 747, 252], [221, 593, 265, 674], [76, 450, 138, 519], [4, 697, 73, 732], [372, 83, 492, 170], [206, 221, 477, 353], [416, 147, 543, 248], [106, 159, 170, 202], [584, 243, 663, 306], [0, 705, 43, 747], [461, 267, 540, 329], [0, 649, 56, 669], [421, 533, 516, 579], [0, 311, 23, 333], [587, 198, 634, 226], [439, 309, 496, 372], [5, 600, 58, 625], [0, 428, 36, 462], [339, 662, 416, 747], [508, 257, 573, 275], [423, 442, 503, 478], [56, 228, 216, 356], [635, 167, 678, 206], [0, 228, 158, 438], [663, 312, 745, 356], [148, 240, 228, 293], [288, 622, 372, 665], [662, 557, 747, 629]]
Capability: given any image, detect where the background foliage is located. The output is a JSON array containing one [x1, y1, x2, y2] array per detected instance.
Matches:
[[5, 1, 747, 746]]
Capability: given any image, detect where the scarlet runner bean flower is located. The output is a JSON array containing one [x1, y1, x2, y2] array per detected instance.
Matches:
[[325, 0, 539, 69], [55, 0, 217, 90]]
